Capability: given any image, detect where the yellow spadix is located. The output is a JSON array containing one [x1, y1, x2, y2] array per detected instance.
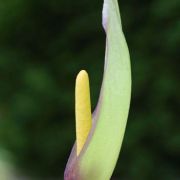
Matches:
[[75, 70, 92, 156]]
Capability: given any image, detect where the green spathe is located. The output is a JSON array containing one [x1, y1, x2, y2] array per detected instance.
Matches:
[[64, 0, 131, 179], [79, 0, 131, 179]]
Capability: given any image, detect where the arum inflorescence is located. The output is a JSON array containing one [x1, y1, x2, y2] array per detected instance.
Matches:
[[64, 0, 131, 179]]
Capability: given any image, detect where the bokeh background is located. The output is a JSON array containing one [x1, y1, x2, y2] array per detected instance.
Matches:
[[0, 0, 179, 179]]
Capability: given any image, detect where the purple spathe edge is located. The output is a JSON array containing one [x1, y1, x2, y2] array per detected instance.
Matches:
[[64, 143, 79, 180]]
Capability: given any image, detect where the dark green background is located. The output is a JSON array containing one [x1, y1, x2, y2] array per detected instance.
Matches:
[[0, 0, 179, 179]]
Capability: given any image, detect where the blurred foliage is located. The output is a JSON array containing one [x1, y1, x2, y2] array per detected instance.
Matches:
[[0, 149, 14, 179], [0, 0, 179, 179]]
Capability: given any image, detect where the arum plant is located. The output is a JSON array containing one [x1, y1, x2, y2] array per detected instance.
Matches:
[[64, 0, 131, 179]]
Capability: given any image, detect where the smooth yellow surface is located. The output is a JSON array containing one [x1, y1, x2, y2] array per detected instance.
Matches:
[[75, 70, 92, 156]]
